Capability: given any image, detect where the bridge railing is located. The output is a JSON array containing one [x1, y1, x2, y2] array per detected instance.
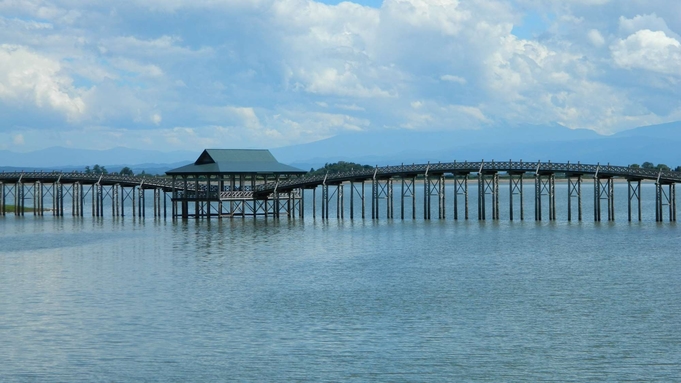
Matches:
[[3, 161, 681, 196], [252, 161, 681, 194]]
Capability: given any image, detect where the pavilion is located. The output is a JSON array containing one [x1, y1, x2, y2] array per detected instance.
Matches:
[[166, 149, 306, 219]]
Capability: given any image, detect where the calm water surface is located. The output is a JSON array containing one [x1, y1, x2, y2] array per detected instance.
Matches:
[[1, 190, 681, 381]]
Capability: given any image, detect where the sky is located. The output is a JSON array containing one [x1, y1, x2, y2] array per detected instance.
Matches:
[[1, 0, 681, 152]]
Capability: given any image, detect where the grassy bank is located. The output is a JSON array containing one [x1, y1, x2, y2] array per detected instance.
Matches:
[[2, 205, 42, 213]]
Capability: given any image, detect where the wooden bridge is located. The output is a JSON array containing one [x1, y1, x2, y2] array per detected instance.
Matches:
[[1, 160, 679, 222]]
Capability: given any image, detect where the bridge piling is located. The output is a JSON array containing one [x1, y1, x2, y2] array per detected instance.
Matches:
[[438, 175, 445, 219], [321, 184, 328, 219], [401, 176, 416, 220], [59, 182, 64, 217], [655, 182, 677, 222], [627, 179, 641, 222], [337, 184, 343, 219], [312, 188, 316, 219], [594, 177, 614, 222], [509, 172, 524, 221], [372, 179, 377, 219], [140, 188, 145, 218], [424, 174, 430, 220], [389, 179, 395, 219], [453, 174, 468, 220], [350, 181, 354, 219], [32, 182, 37, 216], [362, 181, 366, 219], [535, 174, 555, 221], [568, 175, 583, 221], [478, 172, 499, 220], [15, 181, 22, 216], [0, 182, 4, 216], [71, 182, 76, 217]]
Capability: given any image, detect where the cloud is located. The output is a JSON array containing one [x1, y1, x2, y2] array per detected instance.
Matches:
[[13, 134, 25, 145], [611, 30, 681, 75], [587, 29, 605, 46], [0, 44, 85, 121], [2, 0, 681, 152], [618, 13, 680, 40], [440, 74, 467, 84]]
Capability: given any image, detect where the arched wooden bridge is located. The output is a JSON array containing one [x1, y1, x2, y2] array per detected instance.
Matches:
[[1, 160, 679, 221]]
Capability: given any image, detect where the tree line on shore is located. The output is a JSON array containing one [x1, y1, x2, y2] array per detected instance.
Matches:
[[43, 161, 681, 178], [629, 162, 681, 172], [78, 165, 153, 176], [309, 161, 681, 175], [308, 161, 374, 176]]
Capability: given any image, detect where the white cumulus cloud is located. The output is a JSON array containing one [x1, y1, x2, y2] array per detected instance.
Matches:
[[611, 29, 681, 75], [0, 44, 85, 121]]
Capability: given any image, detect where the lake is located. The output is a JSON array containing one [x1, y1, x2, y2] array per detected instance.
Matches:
[[1, 183, 680, 382]]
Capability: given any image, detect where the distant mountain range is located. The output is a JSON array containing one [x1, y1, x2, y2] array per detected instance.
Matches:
[[271, 121, 681, 171], [1, 121, 680, 173], [0, 147, 195, 174]]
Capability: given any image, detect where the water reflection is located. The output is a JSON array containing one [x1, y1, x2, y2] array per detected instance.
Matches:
[[1, 212, 680, 381]]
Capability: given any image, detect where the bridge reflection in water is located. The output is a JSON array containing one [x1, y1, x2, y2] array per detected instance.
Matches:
[[1, 160, 678, 222]]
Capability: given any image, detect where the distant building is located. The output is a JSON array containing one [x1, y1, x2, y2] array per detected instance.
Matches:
[[166, 149, 306, 218]]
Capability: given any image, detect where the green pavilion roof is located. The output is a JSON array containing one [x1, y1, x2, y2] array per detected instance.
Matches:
[[166, 149, 306, 175]]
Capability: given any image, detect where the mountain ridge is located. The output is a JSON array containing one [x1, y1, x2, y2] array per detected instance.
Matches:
[[1, 122, 679, 172]]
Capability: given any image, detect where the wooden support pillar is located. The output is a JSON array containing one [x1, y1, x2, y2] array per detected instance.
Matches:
[[568, 175, 583, 222], [400, 177, 416, 220], [493, 173, 500, 220], [438, 175, 445, 220], [71, 182, 76, 217], [35, 181, 41, 216], [670, 184, 677, 222], [372, 178, 377, 219], [478, 172, 499, 220], [655, 182, 676, 222], [91, 184, 96, 217], [362, 181, 366, 219], [17, 181, 23, 216], [312, 187, 317, 219], [608, 178, 614, 221], [182, 176, 188, 219], [132, 186, 137, 219], [172, 175, 177, 219], [594, 177, 614, 222], [594, 177, 600, 222], [31, 182, 37, 216], [113, 185, 119, 217], [321, 184, 328, 220], [98, 184, 103, 217], [388, 179, 394, 219], [251, 174, 256, 218], [299, 188, 304, 218], [424, 174, 431, 220], [350, 181, 354, 219], [58, 182, 64, 217], [535, 174, 555, 221], [194, 176, 199, 219], [140, 187, 146, 218], [548, 174, 555, 221], [337, 183, 344, 219], [121, 186, 126, 218], [627, 179, 641, 222], [453, 174, 468, 220], [477, 173, 485, 221], [508, 172, 524, 221], [0, 182, 4, 216]]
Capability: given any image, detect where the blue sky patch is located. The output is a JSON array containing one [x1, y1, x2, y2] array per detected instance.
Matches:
[[512, 10, 555, 39], [316, 0, 383, 7]]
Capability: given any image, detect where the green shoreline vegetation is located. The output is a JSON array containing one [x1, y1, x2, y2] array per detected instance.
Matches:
[[2, 205, 43, 213]]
